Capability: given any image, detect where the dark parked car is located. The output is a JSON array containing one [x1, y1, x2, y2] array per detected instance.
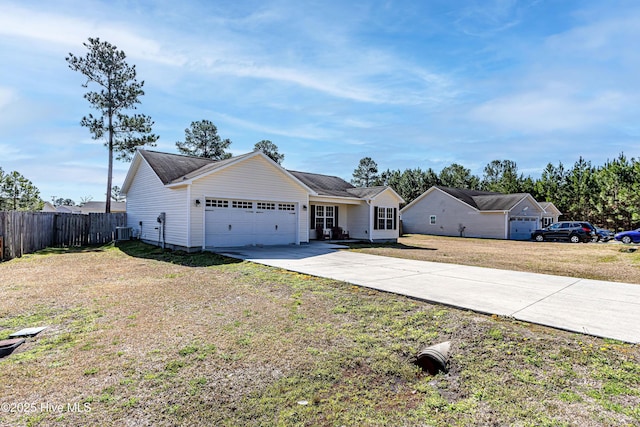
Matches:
[[595, 227, 614, 242], [531, 221, 596, 243], [614, 228, 640, 244]]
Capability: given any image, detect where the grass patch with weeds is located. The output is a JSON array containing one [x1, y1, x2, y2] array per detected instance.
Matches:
[[0, 240, 638, 426]]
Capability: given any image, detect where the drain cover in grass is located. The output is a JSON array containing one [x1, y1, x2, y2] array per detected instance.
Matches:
[[0, 338, 26, 358], [10, 326, 48, 338]]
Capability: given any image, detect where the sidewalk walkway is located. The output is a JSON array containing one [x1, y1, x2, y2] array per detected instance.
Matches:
[[218, 243, 640, 343]]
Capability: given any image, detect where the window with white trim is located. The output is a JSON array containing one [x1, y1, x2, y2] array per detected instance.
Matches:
[[429, 215, 436, 225], [377, 207, 395, 230], [279, 203, 296, 211], [206, 199, 228, 208], [232, 201, 253, 209], [257, 202, 275, 210], [315, 205, 335, 229]]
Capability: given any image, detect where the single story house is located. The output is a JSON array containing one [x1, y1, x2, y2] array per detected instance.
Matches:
[[41, 202, 69, 213], [76, 201, 126, 214], [41, 201, 126, 214], [400, 186, 561, 240], [121, 149, 404, 250]]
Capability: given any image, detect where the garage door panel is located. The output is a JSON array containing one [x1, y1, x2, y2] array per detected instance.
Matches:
[[205, 208, 233, 234], [510, 217, 538, 240], [205, 200, 297, 247], [276, 212, 297, 234]]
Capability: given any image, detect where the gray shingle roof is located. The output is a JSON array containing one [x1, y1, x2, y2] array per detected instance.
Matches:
[[287, 170, 358, 197], [437, 186, 529, 211], [138, 150, 385, 199], [346, 186, 388, 198], [173, 152, 255, 184], [139, 150, 214, 184]]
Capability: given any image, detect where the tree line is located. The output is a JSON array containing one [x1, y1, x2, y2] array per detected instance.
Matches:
[[352, 155, 640, 231], [0, 167, 42, 211]]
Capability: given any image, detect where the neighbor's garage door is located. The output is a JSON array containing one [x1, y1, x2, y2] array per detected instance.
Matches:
[[509, 217, 538, 240], [205, 199, 297, 247]]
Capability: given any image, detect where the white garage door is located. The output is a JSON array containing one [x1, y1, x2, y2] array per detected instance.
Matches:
[[509, 217, 538, 240], [205, 199, 297, 247]]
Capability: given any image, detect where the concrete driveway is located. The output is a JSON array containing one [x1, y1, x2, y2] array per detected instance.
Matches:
[[217, 243, 640, 343]]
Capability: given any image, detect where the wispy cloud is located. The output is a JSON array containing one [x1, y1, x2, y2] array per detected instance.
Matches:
[[469, 87, 628, 133], [545, 7, 640, 58], [0, 87, 14, 109], [0, 1, 454, 107], [453, 0, 530, 36], [0, 4, 186, 66], [0, 143, 31, 163], [217, 112, 341, 142], [463, 2, 640, 142], [1, 0, 639, 202]]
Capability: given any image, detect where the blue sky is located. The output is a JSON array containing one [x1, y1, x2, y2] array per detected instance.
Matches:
[[1, 0, 639, 203]]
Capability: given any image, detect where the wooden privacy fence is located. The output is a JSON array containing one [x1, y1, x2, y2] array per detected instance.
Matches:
[[0, 211, 126, 261]]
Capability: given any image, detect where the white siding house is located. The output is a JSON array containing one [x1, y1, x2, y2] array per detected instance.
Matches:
[[122, 150, 404, 250], [401, 186, 554, 240]]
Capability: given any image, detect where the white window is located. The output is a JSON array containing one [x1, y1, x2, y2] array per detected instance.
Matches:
[[279, 203, 296, 211], [315, 205, 335, 229], [232, 201, 253, 209], [377, 207, 396, 230], [430, 215, 436, 225], [325, 206, 335, 229], [257, 202, 275, 210], [206, 199, 228, 208]]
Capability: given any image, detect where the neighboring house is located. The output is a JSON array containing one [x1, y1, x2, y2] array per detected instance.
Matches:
[[400, 186, 561, 240], [121, 149, 404, 250], [41, 202, 81, 214], [40, 201, 126, 214], [41, 202, 59, 212], [76, 201, 126, 214]]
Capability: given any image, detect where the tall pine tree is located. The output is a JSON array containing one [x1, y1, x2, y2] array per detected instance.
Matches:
[[67, 37, 158, 213]]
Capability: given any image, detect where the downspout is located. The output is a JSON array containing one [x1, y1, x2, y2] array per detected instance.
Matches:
[[162, 213, 166, 249], [186, 185, 191, 249], [504, 211, 509, 239], [202, 194, 206, 250], [301, 196, 309, 244], [366, 199, 374, 243]]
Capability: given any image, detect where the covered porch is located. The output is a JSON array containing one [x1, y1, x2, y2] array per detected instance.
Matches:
[[308, 197, 369, 241]]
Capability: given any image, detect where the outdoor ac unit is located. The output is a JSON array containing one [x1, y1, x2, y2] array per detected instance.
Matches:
[[116, 227, 132, 241]]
